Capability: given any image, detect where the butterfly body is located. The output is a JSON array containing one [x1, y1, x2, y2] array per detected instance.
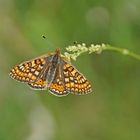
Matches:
[[9, 49, 92, 96]]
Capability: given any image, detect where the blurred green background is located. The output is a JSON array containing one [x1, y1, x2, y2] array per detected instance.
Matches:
[[0, 0, 140, 140]]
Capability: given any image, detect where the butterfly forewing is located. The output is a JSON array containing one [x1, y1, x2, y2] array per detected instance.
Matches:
[[27, 60, 53, 90], [9, 56, 48, 88], [63, 62, 92, 94]]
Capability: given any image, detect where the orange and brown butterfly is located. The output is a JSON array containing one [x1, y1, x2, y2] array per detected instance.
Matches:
[[9, 49, 92, 96]]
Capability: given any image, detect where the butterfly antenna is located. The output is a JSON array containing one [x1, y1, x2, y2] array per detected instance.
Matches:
[[42, 35, 61, 55], [42, 35, 55, 49], [73, 41, 78, 45], [42, 35, 46, 39]]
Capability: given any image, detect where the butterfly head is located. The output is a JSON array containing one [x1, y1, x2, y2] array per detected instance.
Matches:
[[55, 48, 61, 56]]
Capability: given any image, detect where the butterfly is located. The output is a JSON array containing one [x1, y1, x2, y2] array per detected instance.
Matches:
[[9, 49, 92, 97]]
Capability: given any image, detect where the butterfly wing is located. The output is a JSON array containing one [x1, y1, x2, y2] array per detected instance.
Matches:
[[62, 60, 92, 95], [9, 55, 51, 89], [48, 62, 68, 96], [27, 64, 50, 90], [10, 50, 92, 95]]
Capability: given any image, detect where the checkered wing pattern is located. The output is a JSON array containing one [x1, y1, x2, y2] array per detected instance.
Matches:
[[9, 56, 48, 89], [63, 62, 92, 95], [48, 64, 68, 96], [9, 49, 93, 96]]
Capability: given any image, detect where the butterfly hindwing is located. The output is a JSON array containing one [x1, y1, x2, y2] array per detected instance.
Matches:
[[48, 62, 68, 96]]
